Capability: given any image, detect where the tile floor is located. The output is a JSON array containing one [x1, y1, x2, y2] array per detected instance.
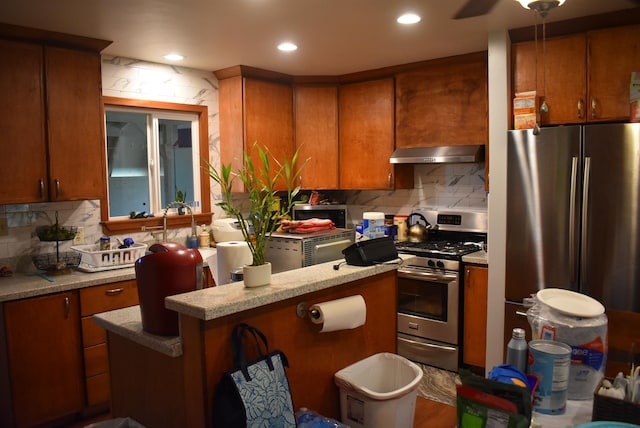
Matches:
[[416, 364, 460, 406]]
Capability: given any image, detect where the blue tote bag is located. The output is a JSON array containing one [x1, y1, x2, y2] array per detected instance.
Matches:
[[213, 323, 296, 428]]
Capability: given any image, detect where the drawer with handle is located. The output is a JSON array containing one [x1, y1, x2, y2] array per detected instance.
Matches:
[[79, 279, 138, 316]]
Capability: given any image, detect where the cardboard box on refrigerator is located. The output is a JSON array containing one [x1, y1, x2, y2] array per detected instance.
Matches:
[[514, 113, 536, 130], [513, 91, 537, 115], [514, 91, 537, 129]]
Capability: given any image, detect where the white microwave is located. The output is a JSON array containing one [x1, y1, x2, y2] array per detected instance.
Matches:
[[291, 204, 348, 229]]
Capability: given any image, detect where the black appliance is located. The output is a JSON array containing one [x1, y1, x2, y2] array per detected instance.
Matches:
[[292, 204, 347, 229]]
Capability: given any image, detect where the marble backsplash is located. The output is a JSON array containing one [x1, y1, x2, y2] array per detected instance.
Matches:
[[344, 162, 487, 227], [0, 161, 486, 271]]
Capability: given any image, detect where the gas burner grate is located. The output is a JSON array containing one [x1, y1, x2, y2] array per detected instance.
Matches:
[[395, 240, 482, 258]]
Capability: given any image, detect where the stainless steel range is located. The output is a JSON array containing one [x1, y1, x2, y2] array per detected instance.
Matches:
[[396, 210, 487, 372]]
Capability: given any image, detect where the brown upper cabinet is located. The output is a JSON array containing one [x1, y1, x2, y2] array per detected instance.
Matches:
[[588, 25, 640, 122], [293, 84, 339, 190], [512, 24, 640, 125], [0, 39, 107, 204], [218, 76, 294, 191], [216, 53, 491, 192], [339, 78, 398, 190], [395, 51, 488, 148]]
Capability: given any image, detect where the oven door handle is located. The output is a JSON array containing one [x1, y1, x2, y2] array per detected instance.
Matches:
[[397, 269, 457, 283], [397, 336, 457, 352]]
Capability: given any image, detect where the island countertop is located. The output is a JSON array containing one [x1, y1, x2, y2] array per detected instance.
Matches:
[[93, 256, 411, 357], [165, 256, 411, 321]]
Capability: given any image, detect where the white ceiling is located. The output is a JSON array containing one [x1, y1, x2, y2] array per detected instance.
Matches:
[[0, 0, 637, 76]]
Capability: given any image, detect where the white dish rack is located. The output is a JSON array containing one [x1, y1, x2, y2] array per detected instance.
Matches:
[[71, 243, 148, 272]]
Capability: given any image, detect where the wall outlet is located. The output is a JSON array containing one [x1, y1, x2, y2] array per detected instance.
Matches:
[[73, 227, 85, 245], [0, 217, 8, 236]]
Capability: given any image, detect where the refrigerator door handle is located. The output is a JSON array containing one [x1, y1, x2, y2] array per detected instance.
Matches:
[[569, 156, 579, 283], [581, 157, 592, 287]]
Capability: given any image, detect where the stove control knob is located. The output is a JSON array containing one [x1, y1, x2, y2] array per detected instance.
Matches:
[[436, 261, 445, 269], [427, 260, 435, 267]]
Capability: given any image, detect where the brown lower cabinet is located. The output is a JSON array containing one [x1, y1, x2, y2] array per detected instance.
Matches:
[[79, 280, 139, 409], [0, 280, 139, 428], [1, 291, 85, 428], [108, 271, 398, 427], [463, 265, 488, 369]]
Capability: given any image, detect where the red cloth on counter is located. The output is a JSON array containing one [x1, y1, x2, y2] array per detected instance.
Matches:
[[279, 218, 336, 233]]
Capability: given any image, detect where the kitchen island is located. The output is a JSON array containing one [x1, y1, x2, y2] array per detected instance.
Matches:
[[94, 258, 409, 428]]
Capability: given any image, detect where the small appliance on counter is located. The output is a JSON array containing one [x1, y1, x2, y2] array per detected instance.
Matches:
[[135, 242, 203, 336], [265, 228, 354, 273], [211, 217, 244, 243]]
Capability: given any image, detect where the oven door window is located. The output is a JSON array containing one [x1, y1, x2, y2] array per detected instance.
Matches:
[[398, 276, 448, 322]]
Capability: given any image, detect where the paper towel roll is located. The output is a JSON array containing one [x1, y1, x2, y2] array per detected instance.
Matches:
[[310, 295, 366, 333], [216, 241, 252, 285]]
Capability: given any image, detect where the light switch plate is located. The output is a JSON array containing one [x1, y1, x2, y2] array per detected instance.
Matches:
[[73, 226, 84, 245], [0, 217, 8, 236]]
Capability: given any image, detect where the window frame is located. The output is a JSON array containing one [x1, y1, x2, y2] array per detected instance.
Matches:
[[100, 96, 212, 235]]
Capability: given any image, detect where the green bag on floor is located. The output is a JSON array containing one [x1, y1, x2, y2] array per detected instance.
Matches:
[[456, 369, 531, 428]]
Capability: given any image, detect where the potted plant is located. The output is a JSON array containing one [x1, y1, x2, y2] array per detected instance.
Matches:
[[175, 190, 186, 215], [207, 143, 306, 287]]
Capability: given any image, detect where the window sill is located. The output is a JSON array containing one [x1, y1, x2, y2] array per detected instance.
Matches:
[[101, 213, 213, 236]]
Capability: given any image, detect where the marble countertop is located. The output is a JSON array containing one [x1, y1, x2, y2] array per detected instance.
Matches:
[[93, 305, 183, 357], [0, 267, 136, 302], [165, 256, 410, 321], [462, 250, 488, 265], [93, 256, 412, 357], [0, 247, 216, 303]]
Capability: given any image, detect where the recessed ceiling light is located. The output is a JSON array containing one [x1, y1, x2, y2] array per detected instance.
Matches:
[[163, 53, 184, 61], [278, 42, 298, 52], [397, 13, 421, 25]]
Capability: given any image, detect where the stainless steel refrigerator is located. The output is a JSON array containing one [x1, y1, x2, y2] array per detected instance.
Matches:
[[505, 123, 640, 339]]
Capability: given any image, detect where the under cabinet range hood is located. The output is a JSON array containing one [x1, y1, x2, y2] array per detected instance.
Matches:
[[389, 144, 485, 164]]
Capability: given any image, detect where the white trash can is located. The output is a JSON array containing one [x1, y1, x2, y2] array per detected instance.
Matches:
[[334, 352, 423, 428]]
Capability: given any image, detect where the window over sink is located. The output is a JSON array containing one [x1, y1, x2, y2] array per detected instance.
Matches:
[[100, 97, 211, 235]]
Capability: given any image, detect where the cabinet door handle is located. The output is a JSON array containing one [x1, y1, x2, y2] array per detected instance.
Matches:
[[465, 268, 470, 285], [54, 179, 60, 198], [298, 175, 303, 188], [39, 179, 45, 198], [591, 97, 597, 119], [105, 287, 125, 296], [64, 297, 70, 319], [577, 99, 584, 119], [387, 172, 392, 188]]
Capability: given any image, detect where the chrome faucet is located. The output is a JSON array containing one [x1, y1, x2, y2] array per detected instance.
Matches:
[[162, 201, 196, 242]]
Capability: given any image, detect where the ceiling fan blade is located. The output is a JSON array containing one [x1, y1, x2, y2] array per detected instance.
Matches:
[[453, 0, 501, 19]]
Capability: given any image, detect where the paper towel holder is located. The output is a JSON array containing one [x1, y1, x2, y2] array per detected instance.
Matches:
[[296, 302, 321, 320]]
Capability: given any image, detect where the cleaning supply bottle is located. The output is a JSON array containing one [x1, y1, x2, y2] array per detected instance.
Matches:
[[199, 225, 210, 248], [506, 327, 528, 373]]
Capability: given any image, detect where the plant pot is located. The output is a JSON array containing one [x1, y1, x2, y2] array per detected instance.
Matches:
[[243, 262, 271, 288]]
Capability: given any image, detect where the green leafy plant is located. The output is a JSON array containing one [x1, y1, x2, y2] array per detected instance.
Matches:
[[206, 143, 307, 266]]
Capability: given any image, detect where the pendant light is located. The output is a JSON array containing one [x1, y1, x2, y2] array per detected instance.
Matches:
[[515, 0, 566, 18], [515, 0, 566, 133]]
